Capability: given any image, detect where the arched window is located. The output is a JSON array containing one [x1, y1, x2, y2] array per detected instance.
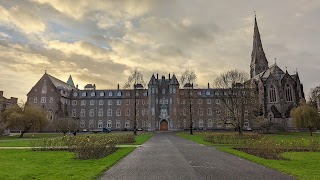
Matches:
[[285, 84, 293, 102], [269, 85, 277, 103]]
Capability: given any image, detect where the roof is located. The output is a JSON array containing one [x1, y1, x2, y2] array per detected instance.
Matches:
[[47, 74, 75, 91], [252, 63, 285, 81], [84, 84, 93, 88], [67, 75, 75, 87]]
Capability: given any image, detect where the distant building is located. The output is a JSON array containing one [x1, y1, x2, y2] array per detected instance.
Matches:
[[0, 91, 18, 134], [26, 16, 304, 131]]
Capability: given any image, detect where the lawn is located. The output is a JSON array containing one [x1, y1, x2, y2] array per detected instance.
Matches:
[[178, 132, 320, 180], [0, 133, 153, 179]]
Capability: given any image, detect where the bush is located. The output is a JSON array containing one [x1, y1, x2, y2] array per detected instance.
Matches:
[[63, 133, 135, 160], [30, 137, 66, 151]]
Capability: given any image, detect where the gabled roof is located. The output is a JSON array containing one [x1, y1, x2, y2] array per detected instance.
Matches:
[[148, 74, 157, 85], [170, 74, 179, 85], [47, 74, 75, 91], [252, 63, 285, 81]]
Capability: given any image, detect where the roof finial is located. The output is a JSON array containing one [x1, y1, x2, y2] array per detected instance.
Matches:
[[274, 58, 277, 65], [254, 10, 256, 18], [45, 70, 47, 74]]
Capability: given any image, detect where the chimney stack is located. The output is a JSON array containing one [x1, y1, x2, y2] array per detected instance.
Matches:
[[169, 73, 171, 80], [117, 83, 120, 90], [157, 73, 158, 80], [93, 84, 96, 90], [208, 83, 210, 89]]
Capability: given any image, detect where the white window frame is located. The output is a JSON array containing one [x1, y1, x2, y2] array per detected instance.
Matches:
[[41, 97, 46, 103], [99, 100, 104, 105]]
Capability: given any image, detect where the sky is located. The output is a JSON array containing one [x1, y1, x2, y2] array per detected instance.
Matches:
[[0, 0, 319, 102]]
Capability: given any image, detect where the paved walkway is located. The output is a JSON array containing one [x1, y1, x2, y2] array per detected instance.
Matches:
[[100, 133, 294, 180]]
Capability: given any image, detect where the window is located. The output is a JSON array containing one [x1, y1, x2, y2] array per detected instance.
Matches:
[[198, 120, 204, 127], [73, 92, 78, 97], [198, 99, 203, 104], [47, 110, 53, 121], [100, 92, 104, 96], [207, 108, 212, 115], [80, 109, 85, 117], [198, 108, 203, 116], [216, 108, 221, 115], [208, 119, 213, 127], [81, 100, 86, 105], [90, 100, 95, 105], [99, 100, 104, 105], [217, 121, 223, 127], [98, 109, 103, 117], [216, 99, 220, 104], [41, 97, 46, 103], [72, 109, 76, 117], [72, 100, 77, 106], [151, 107, 155, 115], [98, 120, 103, 128], [126, 109, 130, 116], [126, 99, 130, 105], [206, 91, 211, 96], [89, 109, 94, 117], [116, 120, 121, 128], [80, 120, 85, 128], [42, 85, 47, 94], [206, 99, 211, 104], [107, 120, 112, 128], [109, 92, 113, 96], [173, 88, 176, 94], [269, 85, 277, 102], [197, 91, 202, 95], [89, 120, 94, 128], [82, 92, 86, 96], [91, 92, 95, 97], [116, 99, 121, 105], [34, 97, 37, 103], [285, 84, 293, 102], [169, 98, 172, 104], [162, 89, 165, 94], [215, 91, 220, 96], [49, 97, 54, 103], [107, 109, 112, 116], [142, 109, 146, 116], [170, 88, 172, 94], [126, 92, 130, 96], [117, 91, 122, 96], [116, 108, 121, 116], [125, 121, 130, 128], [108, 100, 112, 105], [151, 88, 155, 94]]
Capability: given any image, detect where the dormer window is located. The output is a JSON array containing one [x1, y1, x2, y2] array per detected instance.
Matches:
[[91, 92, 95, 97], [109, 92, 113, 96], [126, 92, 130, 96], [197, 91, 202, 95], [117, 91, 122, 96], [82, 92, 86, 97], [205, 91, 210, 96], [100, 92, 105, 97], [73, 92, 78, 97]]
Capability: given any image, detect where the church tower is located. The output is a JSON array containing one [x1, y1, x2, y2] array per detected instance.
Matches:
[[250, 14, 269, 78]]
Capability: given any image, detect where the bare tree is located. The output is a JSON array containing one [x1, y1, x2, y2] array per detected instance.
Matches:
[[1, 103, 49, 138], [124, 69, 145, 135], [180, 69, 197, 135], [309, 85, 320, 109], [215, 69, 258, 134], [54, 117, 79, 135]]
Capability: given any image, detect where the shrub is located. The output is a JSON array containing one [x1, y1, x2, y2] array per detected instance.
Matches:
[[30, 137, 66, 151]]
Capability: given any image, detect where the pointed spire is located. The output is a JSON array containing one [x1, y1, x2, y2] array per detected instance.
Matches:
[[250, 13, 269, 78], [67, 75, 75, 87]]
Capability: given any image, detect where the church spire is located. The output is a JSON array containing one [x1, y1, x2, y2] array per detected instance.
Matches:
[[67, 75, 75, 87], [250, 13, 269, 78]]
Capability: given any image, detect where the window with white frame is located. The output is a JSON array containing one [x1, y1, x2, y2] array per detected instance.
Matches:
[[72, 100, 77, 106], [80, 120, 85, 128], [89, 109, 94, 117], [100, 92, 104, 96], [207, 108, 212, 115], [107, 109, 112, 116], [198, 99, 203, 104], [109, 92, 113, 96], [151, 88, 155, 94], [90, 100, 95, 105], [216, 108, 221, 115], [142, 108, 146, 116], [217, 121, 223, 127], [72, 109, 76, 117], [198, 108, 203, 116], [116, 108, 121, 116], [81, 100, 86, 105], [206, 91, 210, 96], [125, 121, 130, 128], [198, 120, 204, 127], [117, 91, 122, 96], [41, 97, 46, 103], [82, 92, 86, 96], [116, 99, 121, 105], [126, 99, 130, 105], [49, 97, 54, 103], [116, 120, 121, 128], [126, 109, 130, 116], [80, 109, 85, 117], [98, 120, 103, 128], [162, 89, 165, 94], [108, 99, 112, 105], [98, 109, 103, 117], [47, 109, 53, 121], [73, 92, 78, 97], [173, 88, 176, 94], [208, 119, 213, 127], [107, 120, 112, 128], [216, 99, 220, 104], [206, 99, 211, 104], [34, 97, 37, 103], [89, 120, 94, 128], [42, 85, 47, 94], [197, 91, 202, 95], [151, 107, 155, 115], [91, 92, 95, 97], [99, 100, 104, 105]]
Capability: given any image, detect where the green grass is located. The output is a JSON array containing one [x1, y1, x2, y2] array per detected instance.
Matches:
[[179, 132, 320, 180], [0, 133, 153, 179], [219, 148, 320, 180], [0, 148, 135, 179]]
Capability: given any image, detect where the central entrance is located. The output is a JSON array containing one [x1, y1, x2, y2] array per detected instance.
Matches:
[[160, 120, 168, 131]]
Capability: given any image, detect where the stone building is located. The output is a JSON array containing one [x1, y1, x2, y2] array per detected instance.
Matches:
[[0, 91, 18, 134], [26, 16, 304, 131]]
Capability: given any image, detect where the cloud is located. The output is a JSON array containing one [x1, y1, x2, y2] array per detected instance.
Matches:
[[0, 5, 46, 34]]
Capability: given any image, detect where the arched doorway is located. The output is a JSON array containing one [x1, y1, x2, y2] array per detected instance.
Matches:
[[160, 120, 168, 131]]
